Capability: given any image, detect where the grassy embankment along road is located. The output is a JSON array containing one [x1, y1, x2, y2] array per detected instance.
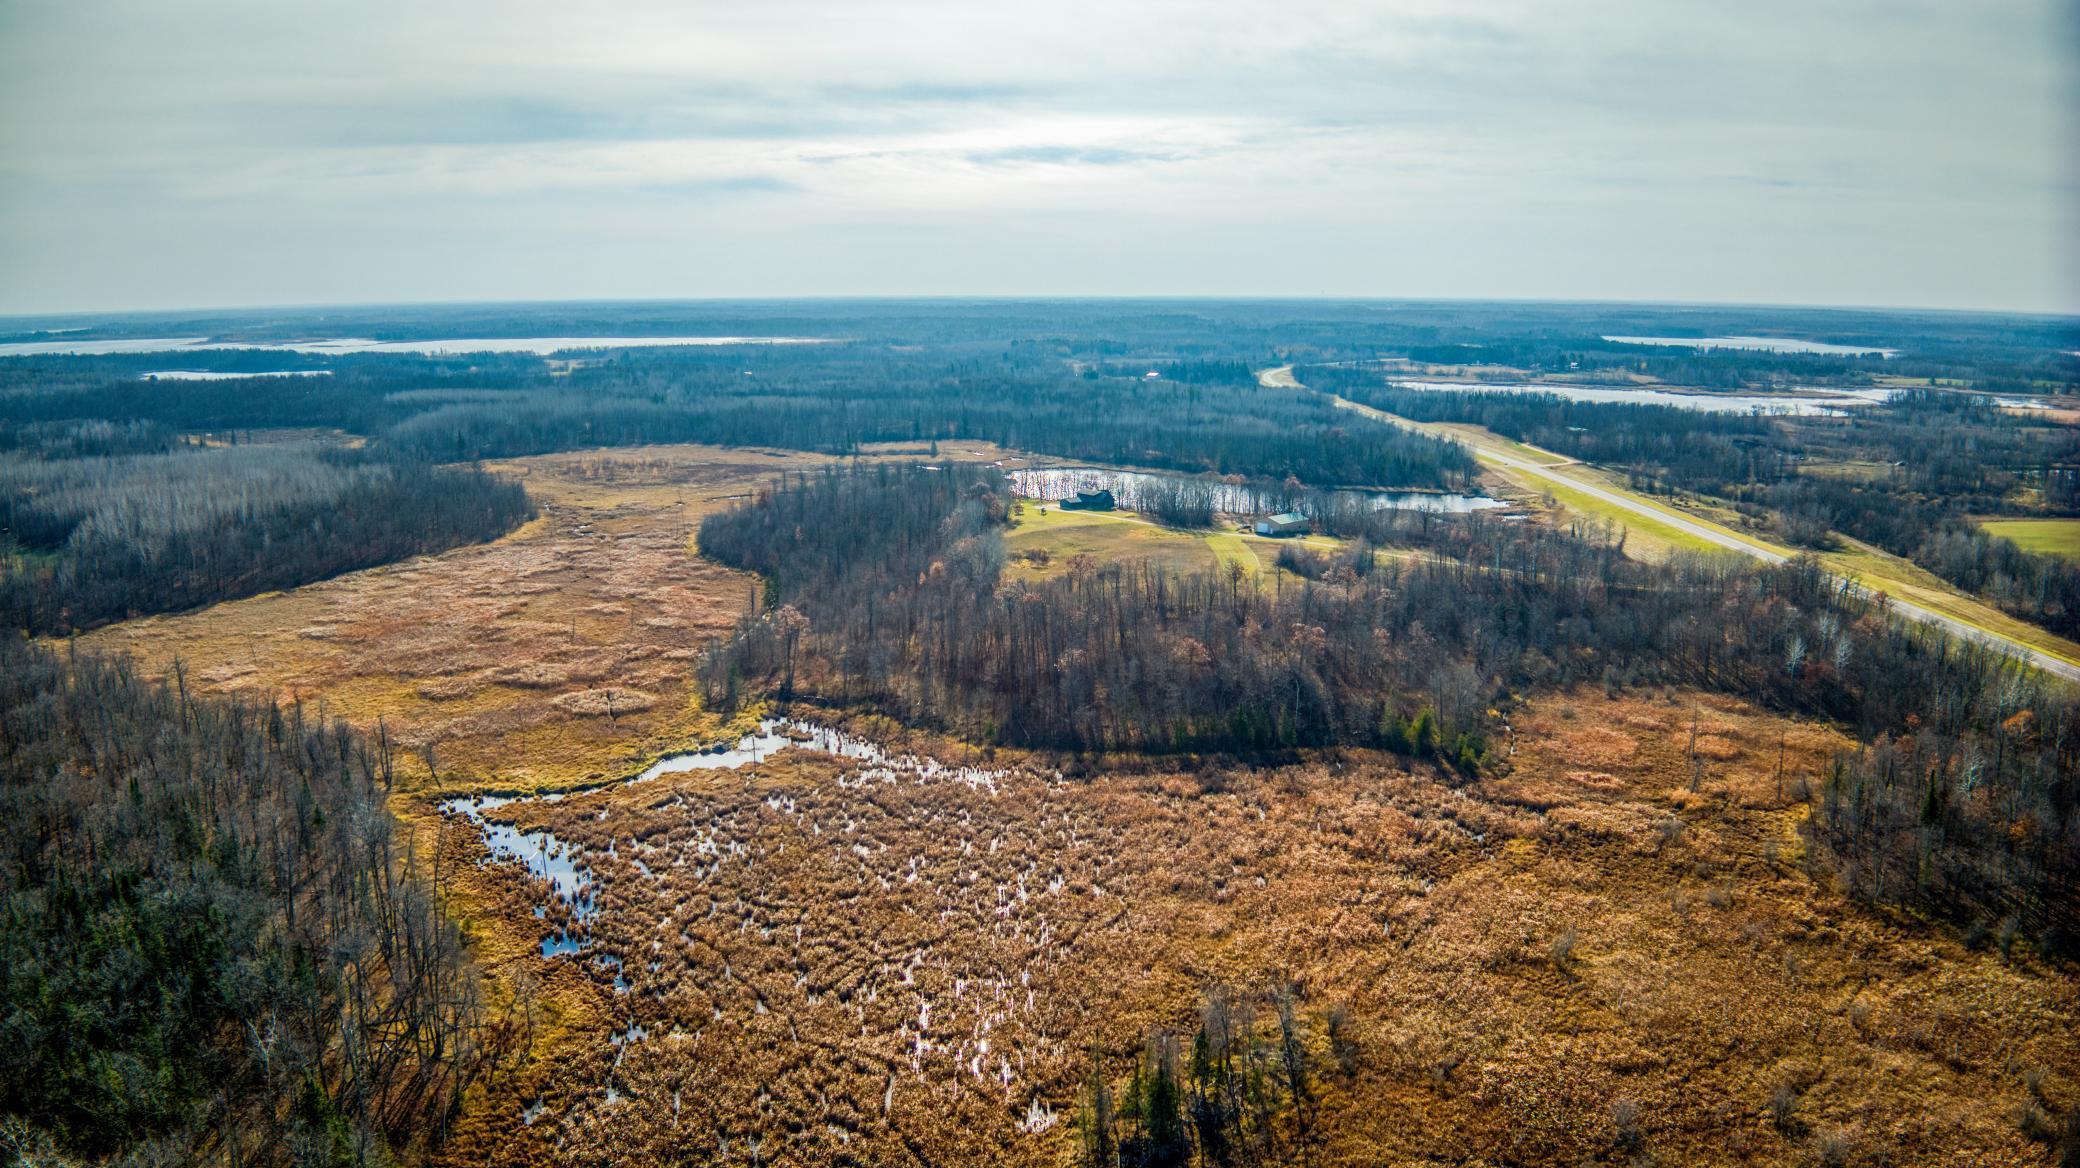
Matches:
[[1258, 366, 2080, 683]]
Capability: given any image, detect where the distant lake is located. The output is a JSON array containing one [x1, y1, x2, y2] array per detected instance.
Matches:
[[1994, 395, 2061, 411], [1008, 466, 1504, 515], [1388, 379, 1894, 417], [1602, 335, 1898, 357], [140, 369, 333, 381], [0, 335, 828, 357]]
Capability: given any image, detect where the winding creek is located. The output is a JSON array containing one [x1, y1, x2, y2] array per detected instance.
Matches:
[[440, 720, 1011, 958]]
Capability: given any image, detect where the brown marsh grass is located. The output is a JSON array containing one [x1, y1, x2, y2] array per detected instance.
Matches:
[[73, 444, 2078, 1167]]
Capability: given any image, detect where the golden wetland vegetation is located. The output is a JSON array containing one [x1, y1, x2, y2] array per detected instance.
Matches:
[[75, 443, 2079, 1167]]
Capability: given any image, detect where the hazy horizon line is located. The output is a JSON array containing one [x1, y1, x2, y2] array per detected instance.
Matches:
[[4, 293, 2075, 325]]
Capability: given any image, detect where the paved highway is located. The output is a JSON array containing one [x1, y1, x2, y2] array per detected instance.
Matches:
[[1268, 367, 2080, 684], [1452, 418, 2080, 682]]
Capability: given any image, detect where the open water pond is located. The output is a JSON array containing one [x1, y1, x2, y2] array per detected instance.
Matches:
[[1007, 466, 1503, 514], [1601, 335, 1897, 357], [1387, 378, 1895, 416]]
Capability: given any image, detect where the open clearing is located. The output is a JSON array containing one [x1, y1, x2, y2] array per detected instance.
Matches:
[[1006, 497, 1353, 583], [1005, 501, 1226, 579], [1979, 517, 2080, 562], [73, 441, 1010, 791]]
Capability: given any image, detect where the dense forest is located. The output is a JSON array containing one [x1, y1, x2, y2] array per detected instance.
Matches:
[[697, 464, 2079, 951], [386, 361, 1478, 488], [1, 348, 1474, 490], [5, 298, 2067, 502], [0, 437, 532, 633], [0, 638, 496, 1165]]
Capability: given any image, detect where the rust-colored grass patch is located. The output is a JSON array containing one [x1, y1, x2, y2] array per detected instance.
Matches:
[[550, 687, 659, 717], [431, 687, 2077, 1167], [1565, 769, 1626, 792], [71, 442, 1013, 791], [1693, 733, 1743, 761], [1554, 724, 1641, 769]]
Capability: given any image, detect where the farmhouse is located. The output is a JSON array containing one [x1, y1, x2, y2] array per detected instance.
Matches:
[[1059, 489, 1116, 512], [1255, 512, 1311, 537]]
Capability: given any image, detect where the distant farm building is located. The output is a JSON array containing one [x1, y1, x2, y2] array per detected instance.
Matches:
[[1059, 489, 1117, 512], [1255, 512, 1311, 537]]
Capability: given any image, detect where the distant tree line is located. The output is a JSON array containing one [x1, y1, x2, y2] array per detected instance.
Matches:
[[1394, 338, 1890, 388], [383, 355, 1476, 490], [1083, 359, 1260, 384], [0, 346, 1477, 491], [0, 417, 180, 460], [0, 638, 496, 1164], [0, 441, 532, 633], [1746, 477, 2080, 637]]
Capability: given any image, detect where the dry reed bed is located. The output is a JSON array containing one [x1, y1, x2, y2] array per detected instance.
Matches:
[[440, 690, 2077, 1167], [72, 444, 1006, 789], [72, 500, 715, 785]]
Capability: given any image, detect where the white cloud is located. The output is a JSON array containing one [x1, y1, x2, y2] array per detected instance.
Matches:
[[0, 0, 2071, 312]]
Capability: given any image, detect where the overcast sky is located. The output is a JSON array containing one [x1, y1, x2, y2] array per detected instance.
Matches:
[[1, 0, 2073, 315]]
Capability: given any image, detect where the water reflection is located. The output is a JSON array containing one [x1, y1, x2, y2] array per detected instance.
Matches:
[[440, 720, 1011, 960], [1601, 335, 1897, 357], [1006, 466, 1502, 515], [0, 335, 827, 357], [139, 369, 333, 381], [1386, 379, 1894, 417]]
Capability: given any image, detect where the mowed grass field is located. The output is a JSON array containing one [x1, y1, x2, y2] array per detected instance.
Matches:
[[1979, 517, 2080, 562], [1006, 499, 1355, 581], [1005, 500, 1225, 578]]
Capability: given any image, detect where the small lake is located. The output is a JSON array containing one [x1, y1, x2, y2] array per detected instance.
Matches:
[[139, 369, 333, 381], [1992, 394, 2072, 412], [1602, 335, 1897, 357], [1007, 466, 1503, 515], [0, 335, 828, 357], [1387, 379, 1894, 417]]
